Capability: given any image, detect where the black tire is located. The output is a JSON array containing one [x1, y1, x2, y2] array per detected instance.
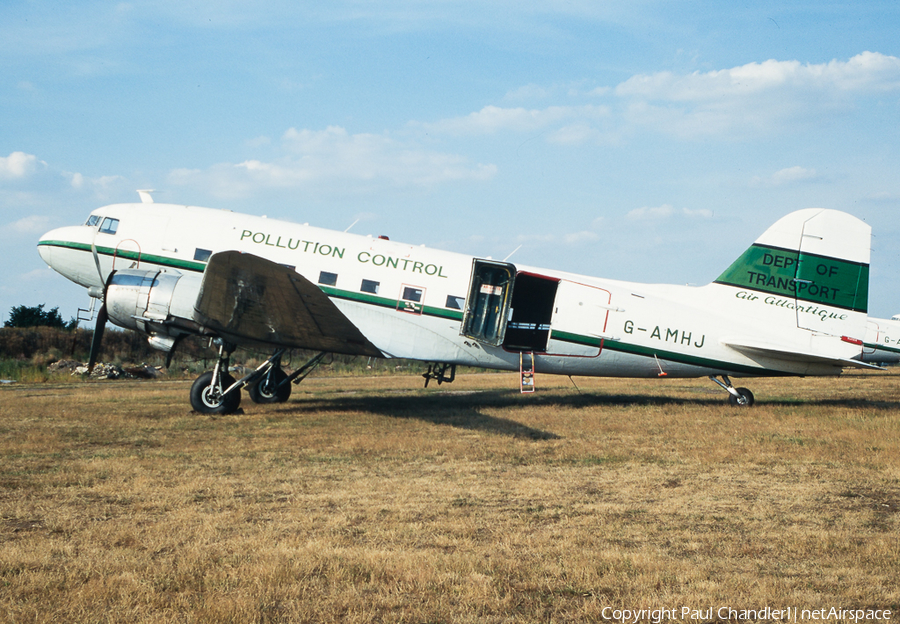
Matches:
[[728, 387, 755, 407], [248, 367, 291, 404], [190, 371, 241, 414]]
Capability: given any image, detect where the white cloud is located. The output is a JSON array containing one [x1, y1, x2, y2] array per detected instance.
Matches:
[[564, 230, 600, 244], [0, 152, 43, 180], [19, 268, 57, 282], [504, 83, 552, 100], [772, 166, 817, 184], [627, 204, 675, 219], [414, 105, 610, 136], [406, 53, 900, 147], [68, 172, 125, 191], [8, 215, 50, 234], [613, 52, 900, 137], [751, 166, 818, 187], [514, 232, 558, 245], [867, 191, 900, 201], [626, 204, 712, 220], [547, 124, 598, 145], [616, 52, 900, 101], [408, 52, 900, 147], [504, 229, 601, 248], [246, 135, 272, 148], [168, 126, 497, 198]]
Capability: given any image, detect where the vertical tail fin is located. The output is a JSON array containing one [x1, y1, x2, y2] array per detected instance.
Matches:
[[714, 208, 870, 340]]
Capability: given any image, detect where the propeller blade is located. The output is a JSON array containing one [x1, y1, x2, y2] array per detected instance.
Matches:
[[88, 303, 108, 373], [91, 238, 104, 284]]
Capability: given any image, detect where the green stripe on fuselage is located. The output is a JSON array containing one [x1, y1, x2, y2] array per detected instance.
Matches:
[[38, 240, 208, 273], [714, 243, 868, 313], [551, 331, 788, 376]]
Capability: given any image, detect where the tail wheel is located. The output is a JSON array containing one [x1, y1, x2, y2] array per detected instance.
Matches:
[[191, 371, 241, 414], [728, 387, 755, 407], [249, 367, 291, 404]]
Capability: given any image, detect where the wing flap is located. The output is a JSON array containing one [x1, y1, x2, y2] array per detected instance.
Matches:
[[194, 251, 381, 356]]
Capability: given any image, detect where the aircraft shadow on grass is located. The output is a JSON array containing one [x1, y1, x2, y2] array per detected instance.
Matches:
[[269, 389, 900, 439], [273, 390, 715, 440], [273, 390, 562, 439]]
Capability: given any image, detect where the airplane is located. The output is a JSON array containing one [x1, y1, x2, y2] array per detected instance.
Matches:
[[36, 193, 880, 414], [862, 314, 900, 364]]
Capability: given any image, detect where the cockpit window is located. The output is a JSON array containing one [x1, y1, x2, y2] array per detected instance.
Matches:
[[85, 215, 100, 227], [193, 248, 212, 262], [99, 217, 119, 235]]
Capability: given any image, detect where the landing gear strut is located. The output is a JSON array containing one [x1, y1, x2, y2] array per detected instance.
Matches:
[[248, 352, 291, 404], [190, 341, 241, 414], [190, 346, 329, 415], [709, 375, 755, 407], [423, 362, 456, 387], [247, 350, 328, 404]]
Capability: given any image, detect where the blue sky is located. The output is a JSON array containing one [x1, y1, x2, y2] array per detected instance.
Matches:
[[2, 1, 900, 321]]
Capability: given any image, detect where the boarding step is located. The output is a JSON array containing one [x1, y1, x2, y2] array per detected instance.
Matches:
[[520, 351, 535, 393]]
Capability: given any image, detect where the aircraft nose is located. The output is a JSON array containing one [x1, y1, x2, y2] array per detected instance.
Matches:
[[37, 229, 59, 266], [38, 242, 53, 265], [37, 225, 79, 269]]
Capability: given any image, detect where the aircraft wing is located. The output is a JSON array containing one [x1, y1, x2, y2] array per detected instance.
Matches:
[[721, 337, 884, 370], [194, 251, 382, 356]]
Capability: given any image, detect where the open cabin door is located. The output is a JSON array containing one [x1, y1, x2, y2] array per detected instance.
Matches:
[[461, 260, 560, 353], [461, 259, 515, 346]]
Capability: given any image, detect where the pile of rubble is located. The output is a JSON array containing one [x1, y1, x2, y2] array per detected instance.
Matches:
[[48, 360, 165, 380]]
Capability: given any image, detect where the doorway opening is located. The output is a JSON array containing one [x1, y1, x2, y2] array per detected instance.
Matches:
[[503, 272, 559, 352]]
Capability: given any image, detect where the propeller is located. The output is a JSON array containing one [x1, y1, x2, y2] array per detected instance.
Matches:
[[87, 230, 112, 373], [87, 301, 108, 373]]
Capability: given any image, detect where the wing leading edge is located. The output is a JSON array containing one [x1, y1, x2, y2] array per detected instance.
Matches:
[[194, 251, 382, 356]]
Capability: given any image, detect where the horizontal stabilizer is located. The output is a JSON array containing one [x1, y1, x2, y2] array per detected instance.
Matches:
[[721, 337, 883, 370]]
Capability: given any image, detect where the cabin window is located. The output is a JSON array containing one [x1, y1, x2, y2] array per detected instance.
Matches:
[[398, 285, 425, 314], [193, 248, 212, 262], [360, 279, 380, 294], [318, 271, 338, 286], [402, 286, 423, 302], [85, 215, 100, 227], [99, 217, 119, 235], [445, 295, 465, 310]]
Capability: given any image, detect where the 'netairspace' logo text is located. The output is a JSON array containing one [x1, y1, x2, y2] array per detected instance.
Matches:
[[600, 606, 892, 623]]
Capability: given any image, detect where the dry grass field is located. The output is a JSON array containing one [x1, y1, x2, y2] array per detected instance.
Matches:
[[1, 369, 898, 623]]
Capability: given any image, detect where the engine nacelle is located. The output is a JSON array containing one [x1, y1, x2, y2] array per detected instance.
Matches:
[[105, 269, 203, 343]]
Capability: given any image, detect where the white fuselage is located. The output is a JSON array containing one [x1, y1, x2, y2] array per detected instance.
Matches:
[[38, 202, 871, 379]]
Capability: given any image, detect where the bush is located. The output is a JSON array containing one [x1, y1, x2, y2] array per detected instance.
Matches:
[[4, 304, 77, 330]]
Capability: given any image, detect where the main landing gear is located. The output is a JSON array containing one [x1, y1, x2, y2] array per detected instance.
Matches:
[[709, 375, 755, 407], [189, 343, 328, 415], [422, 362, 456, 387]]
